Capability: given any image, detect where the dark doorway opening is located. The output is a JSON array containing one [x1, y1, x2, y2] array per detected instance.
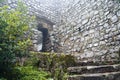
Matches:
[[37, 24, 52, 52]]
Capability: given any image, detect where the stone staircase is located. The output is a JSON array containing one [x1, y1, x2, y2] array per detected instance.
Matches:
[[67, 60, 120, 80]]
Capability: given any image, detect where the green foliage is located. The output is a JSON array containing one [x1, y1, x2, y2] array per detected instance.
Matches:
[[0, 65, 50, 80], [0, 78, 7, 80], [17, 66, 49, 80], [0, 1, 35, 79], [25, 52, 75, 80], [54, 67, 68, 80]]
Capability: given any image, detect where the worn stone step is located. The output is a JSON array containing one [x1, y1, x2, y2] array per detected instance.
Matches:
[[68, 64, 120, 74], [68, 71, 120, 80], [75, 60, 120, 66]]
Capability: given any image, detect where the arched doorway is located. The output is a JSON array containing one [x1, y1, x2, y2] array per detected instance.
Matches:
[[37, 24, 52, 52]]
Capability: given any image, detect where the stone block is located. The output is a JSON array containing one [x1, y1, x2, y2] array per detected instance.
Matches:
[[110, 15, 118, 23], [117, 10, 120, 16], [82, 19, 89, 25], [100, 41, 106, 45], [89, 29, 95, 33], [93, 43, 99, 47]]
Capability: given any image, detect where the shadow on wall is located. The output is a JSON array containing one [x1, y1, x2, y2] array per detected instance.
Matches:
[[37, 24, 52, 52]]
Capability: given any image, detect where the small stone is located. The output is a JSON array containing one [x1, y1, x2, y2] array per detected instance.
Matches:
[[117, 10, 120, 16], [88, 44, 92, 48], [106, 29, 111, 33], [107, 13, 113, 18], [104, 23, 109, 28], [32, 40, 37, 44], [100, 50, 107, 54], [69, 37, 75, 41], [83, 31, 89, 36], [100, 41, 106, 45], [108, 1, 114, 7], [104, 35, 109, 39], [111, 15, 118, 23], [105, 11, 110, 16], [89, 29, 94, 33], [94, 11, 99, 15], [93, 43, 98, 46], [116, 35, 120, 39], [111, 27, 116, 32], [76, 48, 80, 51], [81, 37, 85, 41], [82, 19, 89, 25], [93, 38, 99, 43], [117, 23, 120, 30], [85, 36, 90, 40], [94, 32, 99, 37]]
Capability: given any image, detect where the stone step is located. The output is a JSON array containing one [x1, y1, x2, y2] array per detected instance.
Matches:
[[74, 60, 120, 66], [68, 71, 120, 80], [68, 64, 120, 74]]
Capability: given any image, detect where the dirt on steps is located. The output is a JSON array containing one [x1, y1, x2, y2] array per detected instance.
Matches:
[[67, 60, 120, 80], [68, 72, 120, 80], [68, 64, 120, 74]]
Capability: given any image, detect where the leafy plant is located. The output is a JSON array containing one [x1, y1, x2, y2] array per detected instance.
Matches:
[[0, 1, 35, 79], [0, 78, 7, 80], [26, 52, 75, 80], [17, 66, 49, 80]]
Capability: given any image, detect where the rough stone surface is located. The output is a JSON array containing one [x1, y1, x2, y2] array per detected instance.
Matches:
[[1, 0, 120, 60], [53, 0, 120, 60]]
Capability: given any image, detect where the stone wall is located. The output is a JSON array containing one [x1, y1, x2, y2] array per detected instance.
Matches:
[[1, 0, 120, 60], [54, 0, 120, 60]]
